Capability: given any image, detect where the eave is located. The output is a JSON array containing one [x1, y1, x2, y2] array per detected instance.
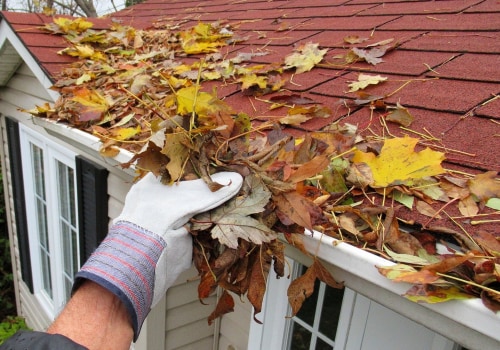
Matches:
[[0, 13, 59, 101]]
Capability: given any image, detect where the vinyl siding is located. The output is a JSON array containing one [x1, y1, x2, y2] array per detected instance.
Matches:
[[218, 296, 252, 350], [0, 60, 252, 350], [164, 268, 217, 349], [0, 63, 56, 331]]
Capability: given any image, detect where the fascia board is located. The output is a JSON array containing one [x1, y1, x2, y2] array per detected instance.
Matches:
[[32, 117, 135, 174], [0, 19, 59, 101], [292, 231, 500, 350], [24, 116, 500, 349]]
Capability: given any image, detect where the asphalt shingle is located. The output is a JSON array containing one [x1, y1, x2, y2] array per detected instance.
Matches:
[[1, 0, 498, 236]]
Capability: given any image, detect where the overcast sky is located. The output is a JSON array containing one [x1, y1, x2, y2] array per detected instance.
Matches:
[[6, 0, 127, 15]]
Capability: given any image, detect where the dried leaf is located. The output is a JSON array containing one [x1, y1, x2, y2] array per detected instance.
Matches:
[[287, 264, 316, 316], [458, 195, 479, 217], [405, 285, 474, 303], [284, 42, 328, 74], [348, 73, 387, 92], [248, 246, 272, 322], [194, 175, 276, 249], [343, 35, 368, 44], [386, 102, 414, 127], [416, 200, 442, 219], [468, 171, 500, 203], [350, 44, 392, 65], [352, 136, 445, 187], [421, 252, 474, 274], [377, 264, 441, 284], [208, 290, 235, 325]]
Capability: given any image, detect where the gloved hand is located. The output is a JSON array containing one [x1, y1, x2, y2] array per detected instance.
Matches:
[[74, 172, 243, 341]]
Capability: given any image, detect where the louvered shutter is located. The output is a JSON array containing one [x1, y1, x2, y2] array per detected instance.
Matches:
[[5, 117, 33, 292], [76, 156, 108, 263]]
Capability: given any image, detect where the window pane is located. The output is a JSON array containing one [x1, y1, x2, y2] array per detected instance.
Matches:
[[30, 143, 53, 299], [56, 160, 78, 301], [57, 161, 70, 221], [40, 250, 52, 298], [32, 145, 45, 198], [316, 337, 332, 350], [319, 285, 344, 338], [62, 223, 72, 276], [290, 322, 311, 350], [296, 268, 319, 326], [36, 198, 48, 248]]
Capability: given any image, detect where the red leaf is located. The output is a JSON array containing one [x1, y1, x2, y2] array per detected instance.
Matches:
[[208, 290, 235, 325]]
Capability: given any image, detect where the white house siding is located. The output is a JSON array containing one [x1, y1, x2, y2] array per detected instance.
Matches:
[[0, 62, 58, 331], [0, 56, 258, 350], [164, 267, 217, 349], [218, 296, 252, 350]]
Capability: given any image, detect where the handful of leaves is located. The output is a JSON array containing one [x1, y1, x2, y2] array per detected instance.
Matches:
[[25, 18, 500, 322]]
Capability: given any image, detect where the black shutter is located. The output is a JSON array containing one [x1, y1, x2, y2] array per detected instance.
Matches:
[[5, 117, 33, 293], [76, 156, 108, 264]]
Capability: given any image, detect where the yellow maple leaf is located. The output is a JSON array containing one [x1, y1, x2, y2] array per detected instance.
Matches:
[[284, 42, 327, 74], [179, 22, 229, 54], [348, 73, 387, 92], [109, 125, 141, 141], [352, 136, 445, 187], [176, 86, 215, 116], [238, 74, 268, 90], [161, 130, 191, 182], [53, 17, 93, 34]]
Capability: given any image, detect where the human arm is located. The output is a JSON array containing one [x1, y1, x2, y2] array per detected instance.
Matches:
[[1, 172, 242, 350]]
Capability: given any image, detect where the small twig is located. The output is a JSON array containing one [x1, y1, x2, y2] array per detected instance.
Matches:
[[422, 198, 459, 228], [436, 272, 500, 297], [471, 219, 500, 225]]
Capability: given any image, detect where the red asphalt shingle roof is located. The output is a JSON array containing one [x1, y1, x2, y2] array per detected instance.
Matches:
[[1, 0, 499, 235]]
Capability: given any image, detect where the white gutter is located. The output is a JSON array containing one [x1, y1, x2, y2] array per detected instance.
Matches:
[[33, 118, 500, 350], [292, 231, 500, 350]]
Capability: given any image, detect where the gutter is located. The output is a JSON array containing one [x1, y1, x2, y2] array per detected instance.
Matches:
[[36, 118, 500, 350], [286, 231, 500, 350]]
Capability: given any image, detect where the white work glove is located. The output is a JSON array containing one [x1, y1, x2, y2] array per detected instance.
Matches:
[[74, 172, 243, 340]]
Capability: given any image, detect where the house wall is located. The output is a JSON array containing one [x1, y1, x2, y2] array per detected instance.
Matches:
[[0, 62, 59, 331], [1, 62, 241, 350]]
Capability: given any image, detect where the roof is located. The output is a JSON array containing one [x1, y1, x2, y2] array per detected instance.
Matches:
[[4, 1, 498, 169], [1, 0, 497, 232], [0, 1, 499, 346]]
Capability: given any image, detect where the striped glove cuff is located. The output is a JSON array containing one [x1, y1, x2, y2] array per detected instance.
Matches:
[[74, 221, 166, 341]]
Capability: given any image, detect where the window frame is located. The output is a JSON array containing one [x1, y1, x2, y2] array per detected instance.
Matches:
[[19, 125, 80, 318], [248, 255, 457, 350]]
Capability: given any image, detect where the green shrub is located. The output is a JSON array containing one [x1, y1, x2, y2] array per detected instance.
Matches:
[[0, 165, 16, 320], [0, 316, 30, 344]]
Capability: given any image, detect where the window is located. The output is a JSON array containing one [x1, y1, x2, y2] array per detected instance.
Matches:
[[248, 257, 457, 350], [284, 265, 345, 350], [19, 125, 79, 316]]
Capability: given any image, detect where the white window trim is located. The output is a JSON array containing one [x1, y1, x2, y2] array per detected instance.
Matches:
[[248, 255, 457, 350], [19, 125, 79, 318], [248, 257, 355, 350]]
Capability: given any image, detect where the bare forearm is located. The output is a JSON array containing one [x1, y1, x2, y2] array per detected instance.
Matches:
[[48, 281, 134, 350]]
